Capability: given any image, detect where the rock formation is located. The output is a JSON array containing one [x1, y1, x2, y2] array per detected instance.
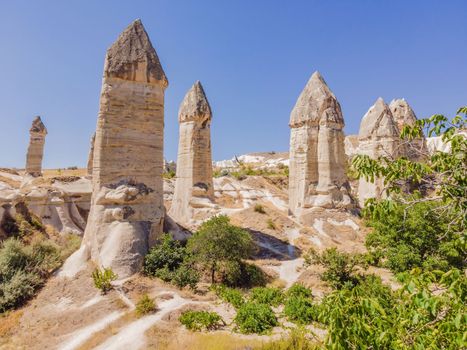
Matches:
[[76, 19, 168, 278], [357, 98, 400, 206], [288, 71, 352, 223], [168, 81, 214, 226], [389, 98, 426, 160], [86, 132, 95, 177], [25, 116, 47, 176]]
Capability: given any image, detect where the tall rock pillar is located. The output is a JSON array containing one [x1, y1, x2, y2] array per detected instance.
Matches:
[[288, 72, 352, 223], [86, 132, 95, 177], [81, 19, 168, 277], [358, 98, 400, 206], [169, 81, 214, 226], [25, 116, 47, 176]]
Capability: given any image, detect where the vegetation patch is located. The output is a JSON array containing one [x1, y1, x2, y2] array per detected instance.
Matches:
[[92, 267, 117, 294], [234, 302, 278, 334], [179, 310, 225, 331], [135, 294, 157, 316]]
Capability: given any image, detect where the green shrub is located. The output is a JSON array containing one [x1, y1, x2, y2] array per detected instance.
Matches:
[[222, 261, 267, 288], [187, 215, 254, 284], [286, 284, 313, 299], [306, 248, 365, 289], [179, 310, 224, 331], [28, 239, 62, 275], [254, 204, 266, 214], [234, 302, 278, 334], [172, 264, 199, 290], [0, 270, 42, 312], [143, 234, 186, 276], [162, 170, 176, 179], [135, 294, 156, 316], [250, 287, 283, 306], [284, 296, 317, 325], [0, 239, 31, 281], [92, 267, 117, 294], [364, 201, 464, 273], [212, 284, 245, 309]]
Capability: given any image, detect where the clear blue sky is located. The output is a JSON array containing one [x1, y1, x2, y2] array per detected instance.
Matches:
[[1, 0, 466, 168]]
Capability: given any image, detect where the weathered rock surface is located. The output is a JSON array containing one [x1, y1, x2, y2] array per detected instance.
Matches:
[[357, 98, 400, 206], [25, 116, 47, 176], [389, 98, 427, 160], [169, 81, 215, 227], [77, 19, 168, 278], [86, 132, 95, 177], [288, 71, 352, 223]]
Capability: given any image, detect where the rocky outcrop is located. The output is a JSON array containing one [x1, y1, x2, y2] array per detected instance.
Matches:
[[25, 116, 47, 176], [76, 19, 168, 278], [169, 81, 215, 226], [357, 98, 400, 206], [389, 98, 427, 160], [288, 71, 352, 223], [86, 133, 95, 177]]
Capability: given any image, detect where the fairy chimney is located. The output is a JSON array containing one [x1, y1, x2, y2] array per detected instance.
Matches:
[[288, 72, 352, 223], [389, 98, 427, 161], [79, 19, 168, 278], [169, 81, 214, 226], [358, 98, 400, 206], [25, 116, 47, 176], [86, 132, 96, 177]]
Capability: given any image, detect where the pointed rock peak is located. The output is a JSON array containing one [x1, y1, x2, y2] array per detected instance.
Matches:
[[104, 19, 168, 86], [30, 116, 47, 134], [290, 71, 343, 127], [389, 98, 417, 130], [359, 98, 398, 139], [179, 81, 212, 123]]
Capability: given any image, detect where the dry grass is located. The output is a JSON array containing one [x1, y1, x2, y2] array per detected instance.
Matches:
[[0, 310, 23, 338], [42, 168, 87, 178]]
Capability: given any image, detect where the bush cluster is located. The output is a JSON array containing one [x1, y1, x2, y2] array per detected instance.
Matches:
[[249, 287, 283, 306], [179, 310, 225, 331], [0, 238, 61, 312], [234, 302, 278, 334], [212, 285, 245, 309], [135, 294, 156, 316], [283, 284, 317, 325]]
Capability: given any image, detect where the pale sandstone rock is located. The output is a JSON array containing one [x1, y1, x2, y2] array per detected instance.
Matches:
[[25, 116, 47, 176], [389, 98, 427, 160], [358, 98, 400, 206], [169, 81, 215, 227], [76, 19, 168, 278], [86, 133, 95, 177], [288, 71, 352, 223]]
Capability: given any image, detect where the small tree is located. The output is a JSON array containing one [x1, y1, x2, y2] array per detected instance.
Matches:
[[187, 215, 254, 283], [92, 267, 117, 294]]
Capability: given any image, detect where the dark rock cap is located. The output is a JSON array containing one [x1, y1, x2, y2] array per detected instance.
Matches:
[[105, 19, 168, 86], [30, 116, 47, 134], [178, 81, 212, 123]]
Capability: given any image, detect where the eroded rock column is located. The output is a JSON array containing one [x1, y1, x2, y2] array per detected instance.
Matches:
[[169, 81, 214, 226], [358, 98, 400, 206], [80, 19, 168, 277], [25, 116, 47, 176], [288, 72, 352, 223], [86, 132, 95, 177]]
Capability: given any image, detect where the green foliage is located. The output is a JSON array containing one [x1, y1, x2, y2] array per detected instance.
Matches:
[[250, 287, 284, 306], [212, 284, 245, 309], [179, 310, 224, 331], [284, 284, 317, 325], [254, 204, 266, 214], [306, 248, 366, 289], [172, 263, 199, 289], [143, 234, 199, 289], [256, 328, 319, 350], [317, 271, 466, 349], [92, 267, 117, 294], [187, 215, 254, 283], [0, 237, 62, 312], [143, 234, 186, 275], [365, 200, 463, 272], [162, 170, 176, 179], [221, 261, 267, 288], [234, 302, 278, 334], [135, 294, 156, 316]]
